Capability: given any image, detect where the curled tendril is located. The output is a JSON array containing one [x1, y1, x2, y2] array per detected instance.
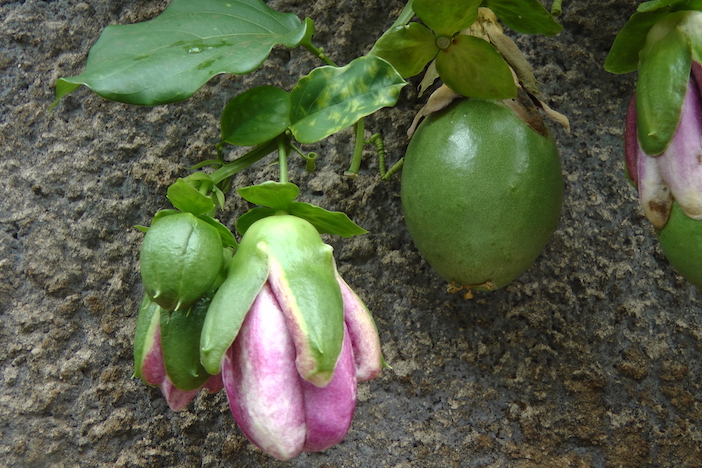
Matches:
[[366, 133, 404, 181], [304, 152, 318, 173], [290, 144, 317, 173]]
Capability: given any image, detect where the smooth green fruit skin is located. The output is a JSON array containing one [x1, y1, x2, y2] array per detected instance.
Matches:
[[401, 99, 563, 290], [140, 212, 223, 311], [657, 201, 702, 289]]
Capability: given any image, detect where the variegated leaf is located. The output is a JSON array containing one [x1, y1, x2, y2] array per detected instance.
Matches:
[[289, 56, 405, 143]]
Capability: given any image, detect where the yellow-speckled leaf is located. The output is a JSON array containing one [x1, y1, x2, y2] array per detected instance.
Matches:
[[289, 56, 405, 143]]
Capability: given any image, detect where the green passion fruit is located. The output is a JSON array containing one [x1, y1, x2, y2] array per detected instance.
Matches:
[[401, 99, 563, 296], [139, 212, 223, 311], [656, 201, 702, 289]]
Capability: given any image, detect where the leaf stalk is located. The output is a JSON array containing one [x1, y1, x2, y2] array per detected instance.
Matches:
[[345, 119, 366, 177]]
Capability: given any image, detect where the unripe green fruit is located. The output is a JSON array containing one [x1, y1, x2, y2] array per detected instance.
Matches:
[[401, 99, 563, 295], [657, 201, 702, 289], [140, 212, 223, 311]]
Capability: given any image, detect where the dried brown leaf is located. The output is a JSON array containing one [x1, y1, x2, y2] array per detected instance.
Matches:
[[407, 85, 461, 137]]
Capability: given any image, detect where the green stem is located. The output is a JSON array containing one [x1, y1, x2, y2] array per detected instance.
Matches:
[[300, 21, 338, 67], [551, 0, 563, 16], [210, 139, 278, 186], [198, 182, 211, 196], [304, 43, 337, 66], [278, 136, 289, 184], [391, 0, 415, 29], [345, 119, 365, 177]]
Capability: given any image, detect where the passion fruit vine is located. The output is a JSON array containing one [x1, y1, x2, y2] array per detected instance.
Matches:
[[401, 98, 563, 297]]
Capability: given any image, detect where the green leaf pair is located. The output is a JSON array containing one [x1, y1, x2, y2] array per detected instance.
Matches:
[[53, 0, 309, 107], [371, 0, 512, 99], [370, 0, 561, 99], [235, 181, 367, 238], [220, 56, 405, 146], [606, 2, 702, 155]]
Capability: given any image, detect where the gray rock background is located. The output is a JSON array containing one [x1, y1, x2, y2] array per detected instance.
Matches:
[[2, 0, 701, 466]]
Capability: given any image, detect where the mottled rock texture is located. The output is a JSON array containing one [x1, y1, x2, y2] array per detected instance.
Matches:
[[2, 0, 702, 467]]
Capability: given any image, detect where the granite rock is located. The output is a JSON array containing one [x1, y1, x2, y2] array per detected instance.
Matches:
[[2, 0, 702, 467]]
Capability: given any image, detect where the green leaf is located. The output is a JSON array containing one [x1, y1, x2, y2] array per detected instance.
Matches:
[[50, 81, 80, 110], [369, 23, 438, 78], [213, 186, 226, 209], [221, 86, 291, 146], [237, 181, 300, 209], [673, 0, 702, 12], [167, 179, 216, 216], [209, 139, 279, 185], [289, 56, 406, 143], [636, 19, 692, 155], [436, 34, 516, 99], [638, 0, 669, 12], [484, 0, 563, 36], [638, 1, 702, 13], [236, 206, 277, 236], [289, 202, 368, 237], [185, 171, 216, 182], [605, 9, 670, 74], [300, 17, 317, 49], [606, 8, 702, 73], [234, 182, 366, 237], [54, 0, 307, 106], [199, 215, 238, 248], [413, 0, 482, 36], [160, 293, 214, 391]]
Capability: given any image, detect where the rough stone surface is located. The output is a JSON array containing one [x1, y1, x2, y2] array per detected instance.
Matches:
[[2, 0, 702, 467]]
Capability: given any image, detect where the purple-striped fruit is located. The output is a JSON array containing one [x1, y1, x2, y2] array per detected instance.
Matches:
[[626, 62, 702, 287], [133, 293, 223, 411], [200, 214, 383, 460]]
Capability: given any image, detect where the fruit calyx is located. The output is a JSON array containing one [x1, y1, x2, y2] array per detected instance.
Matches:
[[447, 281, 495, 300]]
